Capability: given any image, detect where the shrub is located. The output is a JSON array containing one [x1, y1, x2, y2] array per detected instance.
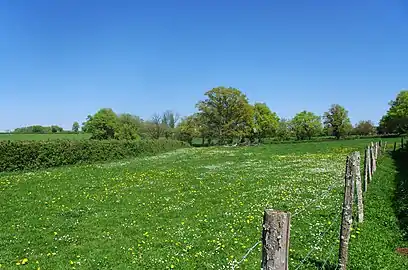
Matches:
[[0, 139, 188, 172]]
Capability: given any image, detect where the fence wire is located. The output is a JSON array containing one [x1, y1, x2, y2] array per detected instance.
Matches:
[[292, 180, 340, 217], [231, 240, 261, 270], [294, 213, 341, 270]]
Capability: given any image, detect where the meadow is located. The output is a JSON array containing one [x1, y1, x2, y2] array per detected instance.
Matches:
[[0, 133, 91, 141], [0, 138, 406, 269]]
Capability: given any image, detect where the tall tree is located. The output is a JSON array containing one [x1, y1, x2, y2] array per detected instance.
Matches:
[[176, 115, 200, 145], [323, 104, 352, 139], [276, 118, 293, 141], [143, 114, 166, 139], [252, 103, 280, 142], [291, 111, 322, 140], [379, 90, 408, 134], [115, 114, 142, 140], [353, 120, 376, 136], [196, 86, 253, 144], [162, 110, 180, 139], [72, 122, 80, 133], [84, 108, 118, 140]]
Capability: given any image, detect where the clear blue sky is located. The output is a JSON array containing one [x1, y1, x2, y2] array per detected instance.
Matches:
[[1, 0, 407, 131]]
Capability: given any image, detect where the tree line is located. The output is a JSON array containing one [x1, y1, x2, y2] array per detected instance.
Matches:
[[12, 87, 407, 144]]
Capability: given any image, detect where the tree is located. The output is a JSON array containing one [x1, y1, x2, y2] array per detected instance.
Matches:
[[196, 86, 253, 144], [177, 114, 200, 145], [276, 118, 293, 141], [115, 114, 142, 140], [291, 111, 322, 140], [252, 103, 280, 142], [72, 122, 80, 133], [142, 114, 167, 139], [162, 110, 180, 139], [323, 104, 352, 139], [353, 120, 376, 136], [84, 108, 118, 140], [379, 90, 408, 134]]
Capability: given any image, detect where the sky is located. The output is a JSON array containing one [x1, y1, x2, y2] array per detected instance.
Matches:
[[1, 0, 407, 131]]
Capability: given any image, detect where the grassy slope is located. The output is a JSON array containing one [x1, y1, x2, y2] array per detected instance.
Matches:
[[0, 138, 404, 269], [0, 133, 91, 141], [348, 149, 408, 269]]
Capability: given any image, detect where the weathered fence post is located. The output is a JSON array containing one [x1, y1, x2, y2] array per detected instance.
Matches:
[[261, 210, 290, 270], [366, 146, 372, 184], [394, 141, 397, 152], [338, 153, 355, 270], [384, 141, 387, 153], [352, 152, 364, 223], [363, 147, 369, 191]]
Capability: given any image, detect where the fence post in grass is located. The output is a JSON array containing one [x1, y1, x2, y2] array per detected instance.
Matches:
[[261, 210, 290, 270], [394, 141, 397, 152], [364, 147, 369, 191], [367, 145, 372, 183], [338, 153, 354, 270], [353, 152, 364, 222]]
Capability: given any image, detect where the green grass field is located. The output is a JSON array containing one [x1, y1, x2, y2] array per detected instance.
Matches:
[[0, 133, 91, 141], [0, 138, 406, 269]]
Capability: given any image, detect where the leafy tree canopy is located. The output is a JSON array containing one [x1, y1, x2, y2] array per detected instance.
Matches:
[[291, 111, 322, 140], [323, 104, 352, 139]]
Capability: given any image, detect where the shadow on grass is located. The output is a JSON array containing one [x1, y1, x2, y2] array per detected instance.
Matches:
[[391, 147, 408, 241]]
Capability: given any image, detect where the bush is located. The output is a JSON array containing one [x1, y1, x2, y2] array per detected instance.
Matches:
[[0, 139, 188, 172]]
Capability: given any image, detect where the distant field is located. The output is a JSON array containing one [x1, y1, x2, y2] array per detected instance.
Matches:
[[1, 138, 405, 269], [0, 133, 91, 141]]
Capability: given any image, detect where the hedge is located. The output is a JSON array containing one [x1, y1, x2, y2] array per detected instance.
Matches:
[[0, 139, 189, 172]]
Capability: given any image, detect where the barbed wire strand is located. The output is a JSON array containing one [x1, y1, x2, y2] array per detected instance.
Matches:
[[294, 213, 341, 270], [292, 181, 339, 217], [231, 240, 261, 270], [320, 240, 339, 270]]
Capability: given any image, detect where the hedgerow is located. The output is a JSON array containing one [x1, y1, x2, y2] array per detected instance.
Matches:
[[0, 139, 188, 172]]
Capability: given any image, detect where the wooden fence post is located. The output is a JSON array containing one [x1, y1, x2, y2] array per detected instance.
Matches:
[[367, 146, 372, 184], [394, 141, 397, 152], [352, 152, 364, 223], [261, 210, 290, 270], [363, 147, 369, 191], [338, 153, 355, 270]]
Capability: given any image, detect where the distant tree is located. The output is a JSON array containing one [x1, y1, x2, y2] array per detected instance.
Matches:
[[115, 114, 142, 140], [162, 110, 180, 139], [84, 108, 118, 140], [177, 115, 200, 145], [252, 103, 280, 142], [51, 125, 63, 133], [72, 122, 80, 133], [81, 115, 92, 133], [196, 86, 253, 144], [353, 120, 376, 136], [323, 104, 352, 139], [379, 90, 408, 134], [291, 111, 322, 140], [142, 114, 167, 139], [276, 118, 293, 141]]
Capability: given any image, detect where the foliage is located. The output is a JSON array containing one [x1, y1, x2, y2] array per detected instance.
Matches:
[[176, 114, 200, 144], [72, 122, 80, 133], [252, 103, 279, 142], [83, 108, 118, 140], [161, 110, 180, 139], [379, 90, 408, 134], [275, 118, 293, 141], [0, 139, 188, 172], [353, 120, 376, 136], [13, 125, 64, 134], [114, 114, 142, 140], [196, 86, 253, 144], [291, 111, 322, 140], [323, 104, 352, 139]]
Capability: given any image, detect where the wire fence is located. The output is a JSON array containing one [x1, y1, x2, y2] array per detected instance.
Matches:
[[229, 140, 390, 270]]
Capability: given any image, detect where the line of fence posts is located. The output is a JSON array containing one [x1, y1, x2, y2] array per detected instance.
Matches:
[[259, 140, 386, 270]]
